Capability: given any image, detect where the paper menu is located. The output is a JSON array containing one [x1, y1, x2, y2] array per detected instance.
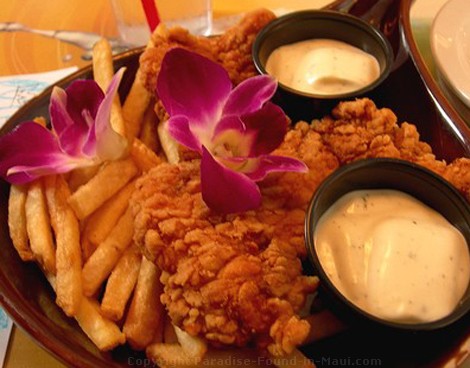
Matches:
[[0, 66, 78, 128]]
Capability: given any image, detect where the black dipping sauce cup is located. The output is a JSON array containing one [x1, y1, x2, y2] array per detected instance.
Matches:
[[304, 158, 470, 335], [252, 10, 393, 121]]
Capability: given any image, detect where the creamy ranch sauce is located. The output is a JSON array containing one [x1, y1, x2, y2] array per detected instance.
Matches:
[[265, 39, 380, 95], [314, 189, 470, 323]]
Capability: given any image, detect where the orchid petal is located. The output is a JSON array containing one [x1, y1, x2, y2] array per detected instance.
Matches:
[[213, 115, 245, 136], [167, 116, 201, 152], [64, 79, 103, 122], [50, 80, 104, 156], [223, 75, 277, 116], [0, 122, 93, 184], [1, 69, 128, 185], [201, 146, 261, 214], [212, 101, 288, 158], [49, 87, 87, 156], [6, 157, 93, 184], [210, 116, 254, 158], [94, 67, 124, 138], [93, 68, 128, 160], [157, 48, 231, 133], [241, 102, 288, 156], [243, 155, 308, 181]]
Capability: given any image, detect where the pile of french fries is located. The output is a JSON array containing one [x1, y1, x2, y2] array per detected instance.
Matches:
[[7, 34, 341, 367], [7, 37, 207, 367]]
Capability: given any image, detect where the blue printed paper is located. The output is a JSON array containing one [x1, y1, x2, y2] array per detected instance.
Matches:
[[0, 67, 78, 128], [0, 308, 12, 367]]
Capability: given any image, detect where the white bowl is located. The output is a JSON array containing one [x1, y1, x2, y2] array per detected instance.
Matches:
[[430, 0, 470, 109]]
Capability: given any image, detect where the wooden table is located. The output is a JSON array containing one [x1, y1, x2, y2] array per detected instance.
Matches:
[[0, 0, 447, 367]]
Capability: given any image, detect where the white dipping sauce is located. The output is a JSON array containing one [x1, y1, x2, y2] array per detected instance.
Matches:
[[265, 39, 380, 95], [314, 189, 470, 324]]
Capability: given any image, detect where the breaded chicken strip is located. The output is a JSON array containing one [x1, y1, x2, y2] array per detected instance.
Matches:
[[138, 8, 276, 96], [211, 8, 277, 85], [312, 98, 470, 200]]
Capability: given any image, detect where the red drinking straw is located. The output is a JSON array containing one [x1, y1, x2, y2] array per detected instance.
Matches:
[[140, 0, 160, 32]]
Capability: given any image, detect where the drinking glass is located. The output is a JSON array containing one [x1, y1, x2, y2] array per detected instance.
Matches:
[[110, 0, 212, 46]]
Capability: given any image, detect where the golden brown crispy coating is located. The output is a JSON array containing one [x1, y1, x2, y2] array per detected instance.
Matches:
[[131, 158, 323, 355], [443, 158, 470, 200], [311, 98, 469, 200], [131, 98, 470, 356], [211, 8, 277, 85], [139, 26, 215, 97], [138, 8, 276, 96]]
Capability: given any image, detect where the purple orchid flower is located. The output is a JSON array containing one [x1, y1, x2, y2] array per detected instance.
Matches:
[[0, 68, 128, 184], [157, 48, 307, 213]]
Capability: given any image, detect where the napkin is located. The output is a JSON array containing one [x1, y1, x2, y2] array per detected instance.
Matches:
[[0, 66, 78, 367], [0, 66, 78, 128]]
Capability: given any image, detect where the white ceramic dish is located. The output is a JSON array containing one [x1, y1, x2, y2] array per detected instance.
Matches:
[[430, 0, 470, 108]]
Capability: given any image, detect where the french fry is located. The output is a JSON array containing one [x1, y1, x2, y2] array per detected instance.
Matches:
[[33, 116, 47, 127], [174, 326, 208, 360], [101, 244, 142, 321], [25, 179, 56, 275], [157, 120, 180, 164], [67, 165, 101, 193], [45, 273, 57, 291], [304, 310, 346, 343], [130, 138, 162, 172], [81, 236, 95, 264], [146, 327, 208, 366], [138, 101, 160, 153], [81, 207, 134, 296], [92, 38, 114, 87], [68, 158, 138, 219], [123, 256, 164, 350], [75, 297, 126, 351], [45, 175, 82, 317], [81, 179, 136, 256], [92, 38, 126, 137], [8, 184, 34, 261], [44, 175, 59, 230], [122, 39, 154, 140]]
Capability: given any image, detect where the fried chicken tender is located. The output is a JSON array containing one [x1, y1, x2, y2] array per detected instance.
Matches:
[[131, 166, 325, 354], [311, 98, 470, 200], [131, 98, 470, 357], [131, 120, 339, 355], [138, 8, 276, 96], [211, 8, 277, 85], [139, 26, 215, 101]]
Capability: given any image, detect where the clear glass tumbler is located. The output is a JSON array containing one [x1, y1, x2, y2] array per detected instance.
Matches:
[[110, 0, 212, 46]]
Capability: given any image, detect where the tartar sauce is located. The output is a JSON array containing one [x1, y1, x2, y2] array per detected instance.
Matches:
[[265, 39, 380, 95], [314, 189, 470, 323]]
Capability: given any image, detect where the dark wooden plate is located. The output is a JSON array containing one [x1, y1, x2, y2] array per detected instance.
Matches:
[[0, 1, 468, 367]]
